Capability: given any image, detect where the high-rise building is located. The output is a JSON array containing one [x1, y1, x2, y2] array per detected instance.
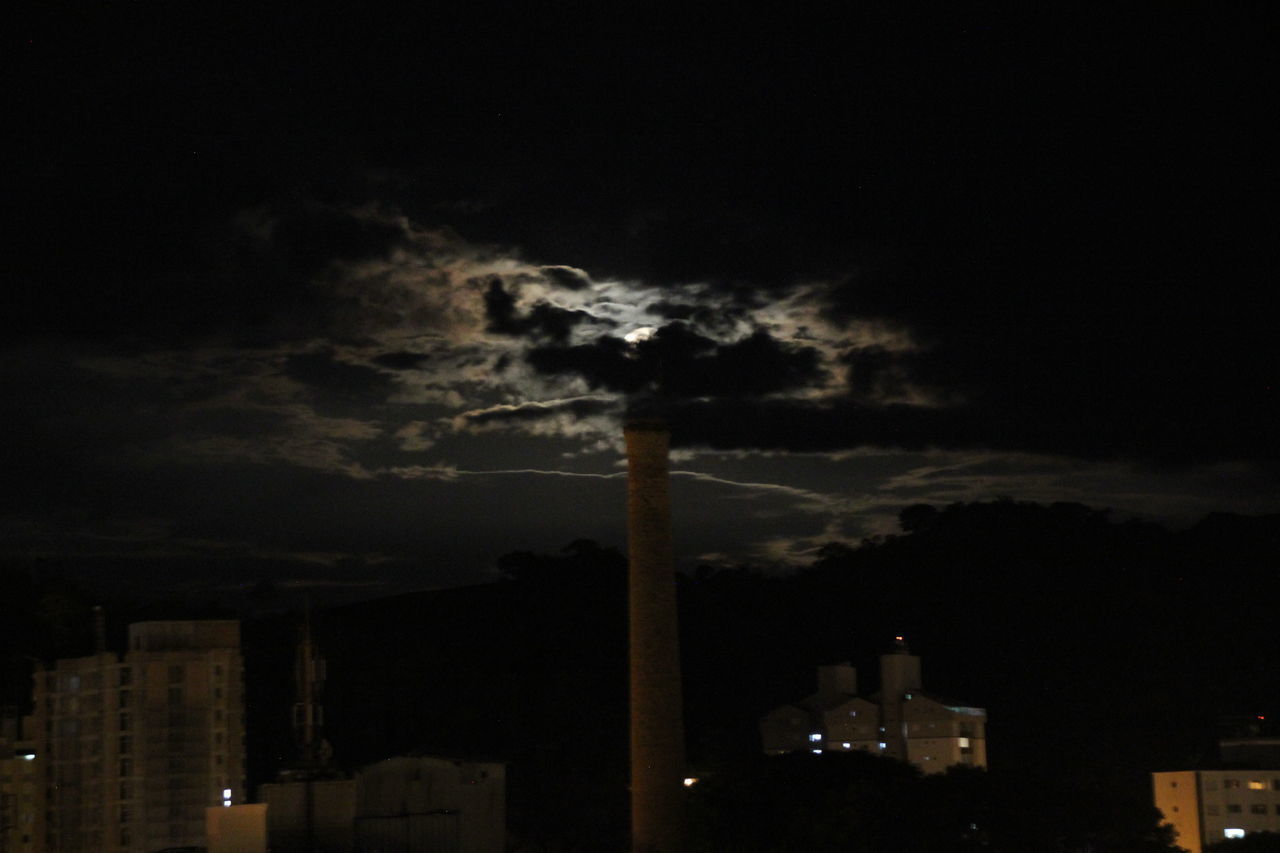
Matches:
[[30, 620, 245, 852], [760, 638, 988, 773], [1, 712, 41, 853]]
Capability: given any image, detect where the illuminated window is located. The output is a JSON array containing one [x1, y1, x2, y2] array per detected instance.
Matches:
[[959, 737, 971, 748], [811, 749, 822, 754], [683, 778, 698, 787], [842, 742, 851, 749], [879, 742, 887, 750], [1225, 829, 1245, 839], [1248, 780, 1266, 790], [808, 733, 822, 743]]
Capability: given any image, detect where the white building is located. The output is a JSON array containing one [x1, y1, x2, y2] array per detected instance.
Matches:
[[759, 638, 987, 773], [1154, 769, 1280, 853]]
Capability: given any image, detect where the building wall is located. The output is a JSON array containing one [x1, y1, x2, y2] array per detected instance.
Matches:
[[1152, 771, 1203, 853], [1154, 769, 1280, 852], [355, 756, 505, 853], [29, 620, 244, 853], [206, 802, 268, 853], [259, 778, 356, 853], [1197, 770, 1280, 847], [1, 718, 41, 853]]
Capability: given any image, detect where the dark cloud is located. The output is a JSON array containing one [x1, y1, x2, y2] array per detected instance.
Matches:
[[372, 351, 431, 370], [271, 208, 407, 276], [482, 278, 606, 343], [284, 351, 397, 406], [527, 324, 825, 400], [841, 346, 916, 402], [539, 266, 592, 290], [644, 300, 747, 335]]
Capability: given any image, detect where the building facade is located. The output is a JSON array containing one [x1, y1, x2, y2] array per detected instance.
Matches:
[[1, 714, 41, 853], [760, 639, 987, 773], [29, 620, 245, 852], [1154, 769, 1280, 853]]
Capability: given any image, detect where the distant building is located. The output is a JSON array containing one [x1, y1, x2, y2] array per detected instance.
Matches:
[[759, 638, 988, 773], [355, 756, 505, 853], [261, 755, 505, 853], [1153, 770, 1280, 853], [259, 776, 356, 853], [1, 713, 41, 853], [29, 620, 246, 852]]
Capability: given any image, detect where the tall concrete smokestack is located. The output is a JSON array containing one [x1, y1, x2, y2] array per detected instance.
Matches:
[[625, 418, 686, 853]]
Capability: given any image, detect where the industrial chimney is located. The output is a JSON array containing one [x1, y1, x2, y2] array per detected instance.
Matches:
[[624, 418, 686, 853]]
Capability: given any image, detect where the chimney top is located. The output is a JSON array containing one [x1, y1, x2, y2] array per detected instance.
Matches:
[[624, 417, 669, 434]]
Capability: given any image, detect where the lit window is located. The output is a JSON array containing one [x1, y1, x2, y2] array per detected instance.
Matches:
[[1248, 780, 1265, 790], [849, 711, 857, 717], [683, 778, 698, 787], [223, 788, 232, 800], [808, 733, 822, 743], [811, 749, 822, 755], [1225, 829, 1245, 839], [879, 742, 887, 749], [959, 737, 970, 748], [842, 742, 851, 750]]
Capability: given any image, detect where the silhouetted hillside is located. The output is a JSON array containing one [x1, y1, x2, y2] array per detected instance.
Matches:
[[296, 502, 1279, 850]]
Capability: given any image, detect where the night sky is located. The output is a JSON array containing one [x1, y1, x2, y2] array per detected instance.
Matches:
[[6, 6, 1275, 601]]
